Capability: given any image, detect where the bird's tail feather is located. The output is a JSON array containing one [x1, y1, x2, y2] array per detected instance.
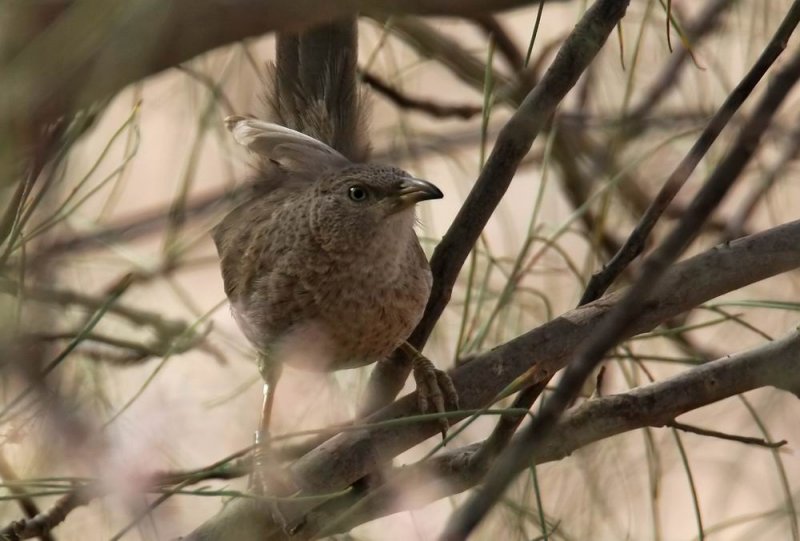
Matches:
[[263, 19, 371, 164]]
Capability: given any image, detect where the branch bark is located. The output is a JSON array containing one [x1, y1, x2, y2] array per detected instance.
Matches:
[[299, 329, 800, 537]]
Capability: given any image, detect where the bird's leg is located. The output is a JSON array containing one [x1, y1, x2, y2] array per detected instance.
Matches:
[[400, 341, 459, 439], [250, 355, 283, 494], [248, 353, 304, 530], [257, 359, 280, 447], [250, 356, 299, 530]]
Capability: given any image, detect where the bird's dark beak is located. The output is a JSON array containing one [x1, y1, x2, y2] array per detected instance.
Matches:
[[395, 177, 443, 208]]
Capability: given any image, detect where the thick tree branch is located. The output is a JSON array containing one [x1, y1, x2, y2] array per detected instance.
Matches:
[[0, 1, 566, 135], [186, 327, 800, 540], [310, 329, 800, 536]]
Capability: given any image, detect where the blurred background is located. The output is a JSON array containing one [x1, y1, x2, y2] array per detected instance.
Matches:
[[1, 0, 799, 539]]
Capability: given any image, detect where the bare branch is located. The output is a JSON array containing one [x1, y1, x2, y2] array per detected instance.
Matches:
[[665, 421, 788, 449], [361, 71, 482, 119], [0, 452, 56, 541], [0, 488, 93, 541]]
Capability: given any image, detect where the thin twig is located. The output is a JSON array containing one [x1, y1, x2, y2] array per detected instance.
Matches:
[[666, 420, 788, 449], [0, 452, 56, 541], [0, 488, 93, 541], [360, 70, 482, 119]]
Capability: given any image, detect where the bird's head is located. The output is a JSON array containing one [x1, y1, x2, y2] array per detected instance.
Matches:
[[310, 164, 443, 253], [225, 116, 442, 253]]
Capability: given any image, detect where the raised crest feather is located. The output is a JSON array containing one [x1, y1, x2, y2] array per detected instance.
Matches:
[[225, 115, 350, 173]]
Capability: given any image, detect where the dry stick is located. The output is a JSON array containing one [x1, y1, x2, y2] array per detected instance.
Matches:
[[441, 45, 800, 541], [665, 421, 787, 449], [0, 488, 93, 541], [580, 0, 800, 305], [299, 330, 800, 537], [359, 0, 632, 417], [360, 71, 482, 119]]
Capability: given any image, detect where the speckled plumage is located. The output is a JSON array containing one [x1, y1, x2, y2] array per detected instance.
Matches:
[[212, 135, 436, 373]]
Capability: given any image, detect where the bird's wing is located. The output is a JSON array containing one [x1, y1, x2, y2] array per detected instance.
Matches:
[[212, 187, 295, 302], [410, 237, 434, 291]]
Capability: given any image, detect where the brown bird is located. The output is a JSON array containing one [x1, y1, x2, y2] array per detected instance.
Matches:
[[212, 117, 458, 489]]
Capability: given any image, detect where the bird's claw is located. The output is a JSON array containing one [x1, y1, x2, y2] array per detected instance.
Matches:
[[411, 354, 459, 440]]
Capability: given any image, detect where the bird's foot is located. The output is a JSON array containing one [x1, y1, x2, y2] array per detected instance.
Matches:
[[403, 344, 459, 439]]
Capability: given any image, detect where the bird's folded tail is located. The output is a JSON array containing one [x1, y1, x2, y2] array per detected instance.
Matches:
[[264, 19, 371, 164]]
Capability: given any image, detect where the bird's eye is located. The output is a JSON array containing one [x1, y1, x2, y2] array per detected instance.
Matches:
[[348, 185, 368, 202]]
